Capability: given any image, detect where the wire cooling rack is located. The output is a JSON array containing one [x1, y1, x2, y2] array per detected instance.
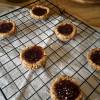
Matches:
[[0, 0, 100, 100]]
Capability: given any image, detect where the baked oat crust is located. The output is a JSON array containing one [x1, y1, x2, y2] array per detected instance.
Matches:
[[54, 23, 77, 41], [0, 20, 16, 38], [87, 48, 100, 71], [30, 5, 50, 20], [50, 75, 83, 100], [20, 45, 47, 70]]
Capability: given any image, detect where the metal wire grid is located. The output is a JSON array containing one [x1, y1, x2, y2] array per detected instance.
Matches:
[[0, 0, 100, 100]]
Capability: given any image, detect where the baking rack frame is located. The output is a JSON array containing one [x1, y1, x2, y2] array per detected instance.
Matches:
[[0, 0, 100, 100]]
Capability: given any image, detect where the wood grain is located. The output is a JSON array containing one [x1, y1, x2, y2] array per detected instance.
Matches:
[[72, 0, 100, 4], [0, 0, 100, 28], [50, 0, 100, 27]]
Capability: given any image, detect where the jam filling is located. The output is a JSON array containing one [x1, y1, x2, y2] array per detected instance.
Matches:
[[55, 80, 80, 100], [32, 7, 47, 16], [91, 50, 100, 65], [23, 46, 43, 63], [0, 22, 13, 33], [58, 24, 73, 35]]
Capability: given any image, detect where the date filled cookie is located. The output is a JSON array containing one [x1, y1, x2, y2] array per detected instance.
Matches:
[[54, 23, 77, 41], [30, 5, 50, 20], [0, 20, 16, 38], [20, 45, 47, 70], [87, 48, 100, 71], [50, 75, 83, 100]]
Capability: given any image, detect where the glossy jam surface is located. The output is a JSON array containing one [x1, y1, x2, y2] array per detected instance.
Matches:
[[91, 50, 100, 65], [0, 21, 13, 33], [58, 24, 73, 35], [32, 7, 47, 16], [55, 79, 80, 100], [23, 46, 43, 63]]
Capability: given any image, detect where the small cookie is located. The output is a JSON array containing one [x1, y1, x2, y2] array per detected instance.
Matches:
[[87, 48, 100, 71], [30, 5, 50, 20], [20, 45, 47, 70], [0, 20, 16, 38], [54, 23, 77, 41], [50, 75, 83, 100]]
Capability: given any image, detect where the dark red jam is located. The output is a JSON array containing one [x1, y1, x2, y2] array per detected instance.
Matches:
[[23, 46, 43, 63], [0, 21, 13, 33], [91, 50, 100, 65], [55, 80, 80, 100], [58, 24, 73, 35], [32, 7, 47, 16]]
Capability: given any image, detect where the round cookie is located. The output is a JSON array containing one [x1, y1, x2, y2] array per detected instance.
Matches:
[[87, 48, 100, 71], [30, 5, 50, 20], [50, 75, 83, 100], [0, 20, 16, 38], [20, 45, 47, 70], [54, 23, 77, 41]]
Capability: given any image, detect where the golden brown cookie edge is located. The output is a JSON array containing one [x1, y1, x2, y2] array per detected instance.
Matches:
[[50, 75, 83, 100], [54, 23, 77, 41], [87, 48, 100, 71], [30, 5, 50, 20], [20, 45, 47, 70], [0, 20, 16, 38]]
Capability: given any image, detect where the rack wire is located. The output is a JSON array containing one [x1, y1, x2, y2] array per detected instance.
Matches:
[[0, 0, 100, 100]]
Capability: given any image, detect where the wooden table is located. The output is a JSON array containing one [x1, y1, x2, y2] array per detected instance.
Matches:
[[51, 0, 100, 28], [0, 0, 100, 31], [0, 0, 32, 16]]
